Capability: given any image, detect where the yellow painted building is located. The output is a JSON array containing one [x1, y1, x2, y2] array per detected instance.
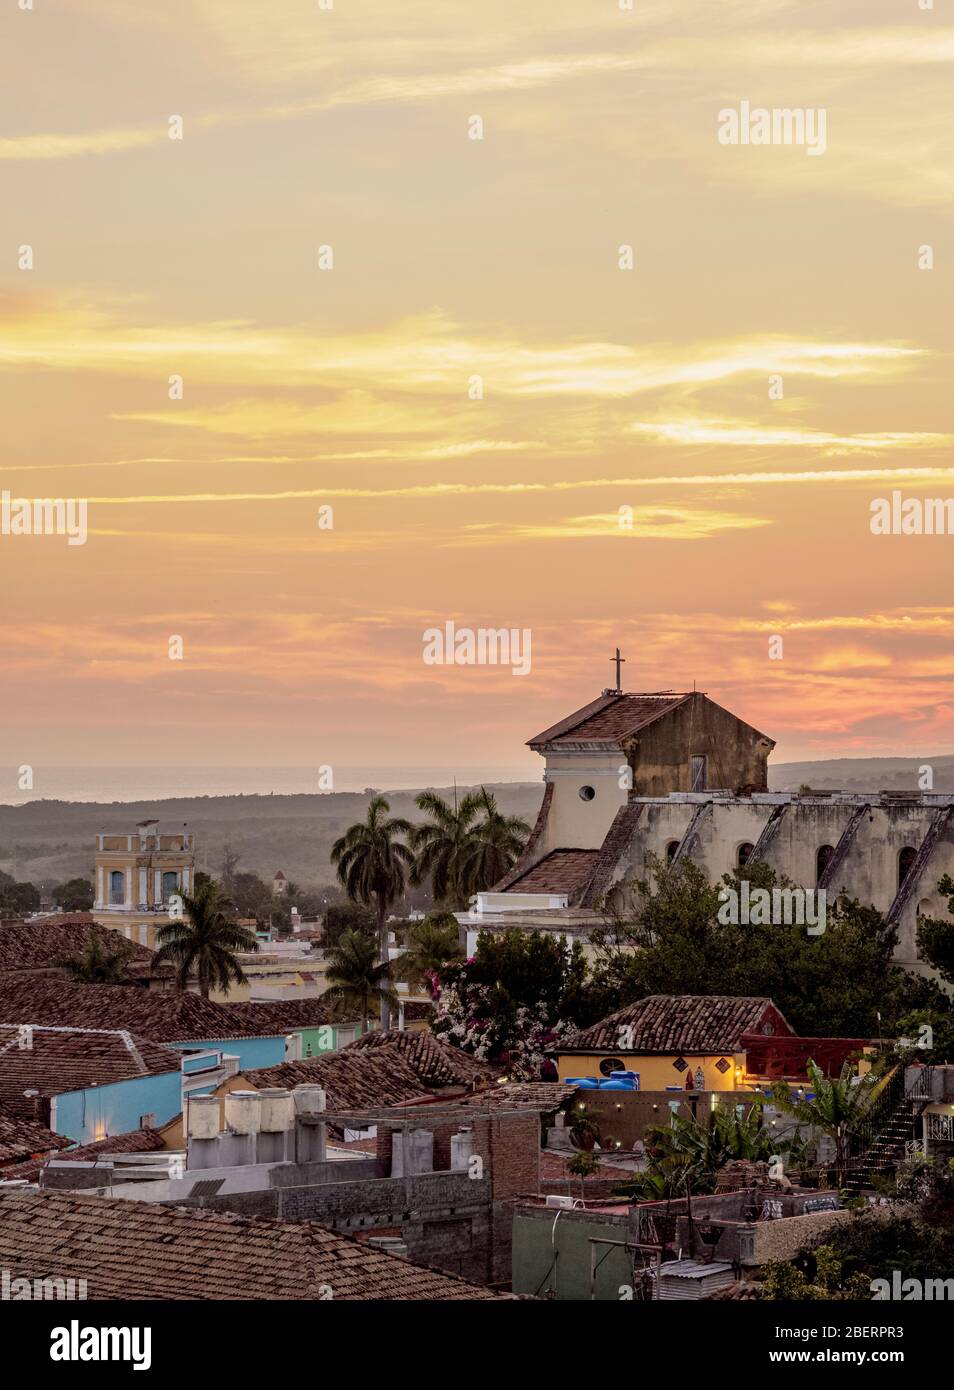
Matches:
[[555, 994, 796, 1093], [93, 819, 195, 950]]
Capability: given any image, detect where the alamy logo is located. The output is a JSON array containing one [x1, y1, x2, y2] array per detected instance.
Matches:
[[422, 621, 532, 676], [2, 1268, 87, 1300], [870, 492, 954, 535], [1, 490, 87, 546], [49, 1320, 151, 1370], [718, 101, 827, 156], [871, 1272, 954, 1300], [717, 882, 826, 935]]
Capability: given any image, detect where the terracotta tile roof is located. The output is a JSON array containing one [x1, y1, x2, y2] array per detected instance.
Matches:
[[704, 1280, 763, 1300], [0, 1111, 70, 1167], [0, 915, 158, 979], [0, 1025, 180, 1117], [0, 1190, 499, 1300], [539, 1152, 634, 1183], [239, 1049, 442, 1112], [1, 1127, 166, 1183], [344, 1030, 497, 1088], [0, 977, 293, 1043], [225, 997, 354, 1031], [454, 1082, 576, 1112], [562, 995, 786, 1054], [504, 849, 599, 895], [529, 693, 692, 748]]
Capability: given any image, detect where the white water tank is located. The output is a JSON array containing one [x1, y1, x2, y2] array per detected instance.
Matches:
[[293, 1085, 326, 1118], [224, 1089, 262, 1135], [450, 1128, 475, 1171], [186, 1094, 220, 1141], [258, 1087, 294, 1133]]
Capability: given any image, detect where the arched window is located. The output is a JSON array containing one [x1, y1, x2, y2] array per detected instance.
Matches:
[[899, 847, 918, 891], [816, 844, 835, 883], [161, 869, 180, 900], [109, 869, 125, 905], [737, 842, 754, 869], [666, 840, 680, 867]]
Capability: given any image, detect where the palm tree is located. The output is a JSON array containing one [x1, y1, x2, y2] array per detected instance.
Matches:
[[410, 789, 480, 907], [57, 935, 132, 984], [323, 929, 401, 1028], [455, 787, 530, 899], [395, 912, 463, 995], [153, 878, 258, 998], [770, 1059, 892, 1187], [331, 795, 414, 1028]]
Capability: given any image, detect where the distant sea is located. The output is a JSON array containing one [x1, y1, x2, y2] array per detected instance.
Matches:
[[1, 766, 541, 806]]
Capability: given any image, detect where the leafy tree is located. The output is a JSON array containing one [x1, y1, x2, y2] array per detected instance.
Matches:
[[762, 1247, 872, 1301], [916, 873, 954, 985], [228, 871, 273, 921], [566, 1150, 601, 1199], [57, 934, 134, 984], [432, 928, 586, 1075], [321, 902, 376, 948], [770, 1172, 954, 1299], [0, 879, 41, 914], [323, 928, 400, 1026], [52, 877, 94, 912], [394, 912, 463, 995], [153, 878, 258, 998], [595, 855, 949, 1039], [331, 795, 415, 1029]]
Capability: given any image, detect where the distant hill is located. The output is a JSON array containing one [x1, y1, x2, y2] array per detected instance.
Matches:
[[769, 756, 952, 793], [2, 755, 950, 890], [0, 783, 546, 890]]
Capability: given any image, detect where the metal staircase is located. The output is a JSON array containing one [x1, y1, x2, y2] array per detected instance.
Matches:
[[844, 1067, 934, 1192]]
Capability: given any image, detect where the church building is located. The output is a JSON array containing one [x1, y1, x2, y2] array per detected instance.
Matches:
[[475, 683, 954, 973]]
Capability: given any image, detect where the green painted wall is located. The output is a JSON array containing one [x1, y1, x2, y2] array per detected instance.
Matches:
[[298, 1019, 374, 1058], [512, 1211, 634, 1301]]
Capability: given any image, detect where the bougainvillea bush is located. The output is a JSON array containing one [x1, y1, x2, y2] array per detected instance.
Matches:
[[430, 928, 587, 1079]]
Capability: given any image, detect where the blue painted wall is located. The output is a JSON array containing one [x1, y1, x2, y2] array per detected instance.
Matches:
[[51, 1070, 183, 1144], [169, 1035, 286, 1071]]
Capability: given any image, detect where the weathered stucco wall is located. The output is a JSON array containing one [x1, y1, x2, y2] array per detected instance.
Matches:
[[628, 695, 771, 796]]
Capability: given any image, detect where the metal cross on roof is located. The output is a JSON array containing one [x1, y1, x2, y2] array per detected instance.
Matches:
[[610, 647, 626, 691]]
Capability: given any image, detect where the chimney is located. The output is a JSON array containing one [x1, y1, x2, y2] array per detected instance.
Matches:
[[292, 1084, 327, 1165]]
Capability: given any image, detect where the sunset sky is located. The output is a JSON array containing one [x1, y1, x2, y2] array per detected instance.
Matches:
[[1, 0, 953, 785]]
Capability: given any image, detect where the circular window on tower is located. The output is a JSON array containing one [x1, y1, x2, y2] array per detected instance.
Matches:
[[579, 785, 596, 801]]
